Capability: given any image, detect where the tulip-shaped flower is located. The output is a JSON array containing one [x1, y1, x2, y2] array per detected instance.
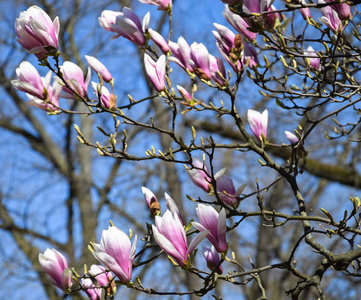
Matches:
[[203, 245, 223, 274], [85, 56, 113, 83], [144, 54, 166, 92], [242, 0, 282, 29], [304, 46, 320, 70], [209, 55, 227, 86], [152, 210, 209, 267], [319, 0, 343, 33], [82, 265, 113, 300], [12, 61, 61, 112], [186, 157, 212, 193], [12, 61, 50, 100], [139, 0, 172, 11], [102, 8, 149, 46], [164, 192, 183, 225], [60, 61, 91, 99], [325, 0, 351, 20], [285, 131, 299, 145], [168, 37, 194, 72], [148, 29, 170, 54], [223, 5, 257, 42], [192, 204, 227, 253], [91, 82, 112, 109], [189, 42, 212, 81], [38, 248, 72, 292], [15, 6, 60, 59], [215, 170, 238, 208], [247, 109, 268, 142], [142, 186, 161, 217], [91, 226, 137, 284]]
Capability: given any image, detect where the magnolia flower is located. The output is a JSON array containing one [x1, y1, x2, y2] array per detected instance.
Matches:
[[85, 56, 113, 83], [139, 0, 172, 11], [98, 10, 122, 33], [91, 82, 111, 108], [38, 248, 72, 292], [203, 245, 223, 274], [101, 8, 149, 46], [82, 278, 101, 300], [215, 170, 237, 208], [144, 54, 166, 92], [193, 204, 227, 253], [12, 61, 49, 99], [148, 29, 170, 53], [168, 37, 194, 72], [165, 193, 183, 225], [15, 6, 60, 59], [319, 0, 343, 33], [325, 0, 351, 20], [242, 0, 282, 29], [186, 157, 212, 193], [285, 131, 299, 145], [189, 42, 212, 81], [223, 5, 257, 41], [209, 55, 227, 86], [141, 186, 161, 217], [92, 226, 137, 284], [12, 61, 61, 111], [152, 210, 209, 267], [243, 42, 258, 68], [82, 265, 113, 300], [304, 46, 320, 69], [60, 61, 91, 99], [247, 109, 268, 142]]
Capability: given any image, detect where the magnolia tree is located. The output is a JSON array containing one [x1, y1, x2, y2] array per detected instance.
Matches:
[[2, 0, 361, 299]]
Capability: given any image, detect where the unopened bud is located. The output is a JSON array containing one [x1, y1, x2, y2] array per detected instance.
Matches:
[[109, 94, 117, 110], [234, 34, 244, 52], [194, 68, 210, 81]]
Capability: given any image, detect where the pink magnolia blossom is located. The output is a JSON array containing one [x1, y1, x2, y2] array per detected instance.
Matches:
[[243, 42, 258, 68], [193, 204, 227, 253], [101, 8, 149, 46], [141, 186, 161, 216], [15, 6, 60, 59], [60, 61, 91, 99], [186, 157, 212, 193], [203, 245, 223, 274], [12, 61, 49, 99], [144, 54, 166, 92], [91, 82, 111, 108], [139, 0, 172, 11], [247, 109, 268, 142], [215, 169, 238, 208], [168, 37, 194, 72], [27, 80, 62, 112], [82, 265, 112, 300], [177, 85, 192, 102], [223, 5, 257, 41], [12, 61, 61, 111], [242, 0, 282, 29], [285, 131, 299, 145], [85, 56, 113, 83], [209, 55, 227, 86], [325, 0, 351, 20], [189, 42, 212, 81], [98, 10, 122, 33], [319, 0, 343, 33], [38, 248, 72, 292], [152, 210, 209, 267], [92, 226, 137, 284], [304, 46, 320, 69], [148, 29, 170, 54], [165, 193, 183, 225]]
